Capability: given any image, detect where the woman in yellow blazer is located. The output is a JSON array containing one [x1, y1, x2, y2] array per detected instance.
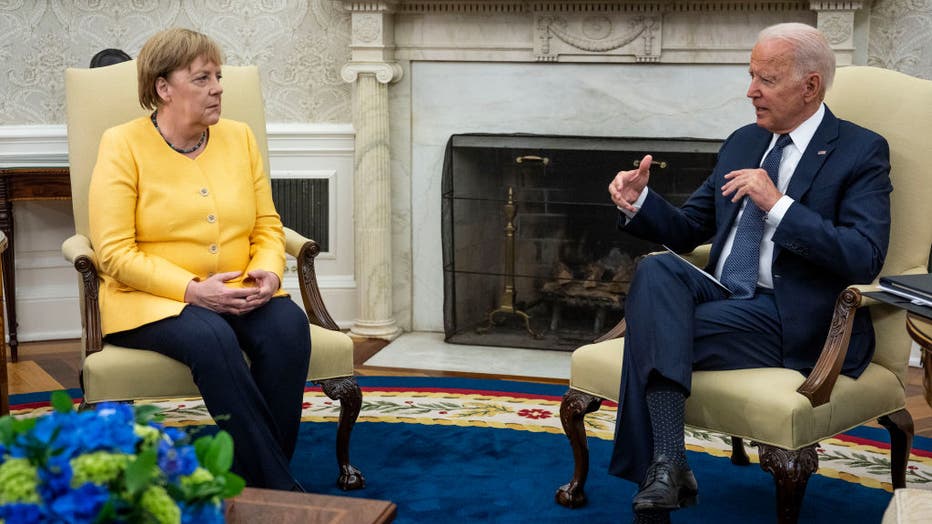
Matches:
[[88, 28, 309, 492]]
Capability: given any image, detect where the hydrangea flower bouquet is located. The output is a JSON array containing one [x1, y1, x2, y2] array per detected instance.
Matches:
[[0, 391, 244, 523]]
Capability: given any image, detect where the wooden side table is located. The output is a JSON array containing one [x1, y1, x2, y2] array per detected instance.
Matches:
[[226, 487, 396, 523], [906, 312, 932, 408], [0, 167, 72, 363]]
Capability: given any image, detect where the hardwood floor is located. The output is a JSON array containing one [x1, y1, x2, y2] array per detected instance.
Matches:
[[7, 337, 932, 438]]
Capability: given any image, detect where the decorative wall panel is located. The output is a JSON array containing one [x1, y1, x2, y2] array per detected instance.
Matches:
[[0, 0, 352, 125], [868, 0, 932, 79]]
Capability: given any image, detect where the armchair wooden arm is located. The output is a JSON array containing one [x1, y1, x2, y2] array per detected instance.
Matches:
[[795, 287, 868, 407], [62, 234, 103, 355], [284, 227, 340, 331]]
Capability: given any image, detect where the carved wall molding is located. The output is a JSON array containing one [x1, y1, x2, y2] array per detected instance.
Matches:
[[387, 0, 862, 64], [535, 14, 660, 61], [395, 1, 815, 14]]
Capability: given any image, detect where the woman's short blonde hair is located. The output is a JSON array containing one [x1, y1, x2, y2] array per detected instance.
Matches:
[[137, 28, 224, 110]]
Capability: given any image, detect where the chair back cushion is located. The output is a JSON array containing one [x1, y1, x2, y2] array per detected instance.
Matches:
[[64, 61, 269, 237], [825, 66, 932, 382]]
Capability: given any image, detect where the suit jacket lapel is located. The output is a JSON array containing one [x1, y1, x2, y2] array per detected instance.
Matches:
[[785, 107, 840, 201]]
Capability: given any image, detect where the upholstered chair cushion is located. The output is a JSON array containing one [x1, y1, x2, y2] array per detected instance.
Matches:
[[80, 324, 354, 404]]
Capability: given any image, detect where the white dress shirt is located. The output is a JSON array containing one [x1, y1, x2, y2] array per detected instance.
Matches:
[[621, 103, 826, 290]]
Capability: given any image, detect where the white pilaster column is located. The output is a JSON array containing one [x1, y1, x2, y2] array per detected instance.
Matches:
[[341, 2, 403, 340], [810, 1, 865, 66]]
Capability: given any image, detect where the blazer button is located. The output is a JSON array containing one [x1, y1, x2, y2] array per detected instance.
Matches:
[[200, 188, 209, 197], [208, 244, 218, 254], [207, 214, 216, 223]]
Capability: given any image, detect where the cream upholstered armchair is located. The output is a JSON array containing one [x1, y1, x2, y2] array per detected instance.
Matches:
[[62, 60, 365, 491], [554, 66, 932, 523]]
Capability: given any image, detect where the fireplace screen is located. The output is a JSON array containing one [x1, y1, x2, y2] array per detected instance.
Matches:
[[441, 134, 720, 351]]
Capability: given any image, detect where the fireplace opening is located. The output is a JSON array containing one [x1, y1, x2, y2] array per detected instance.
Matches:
[[441, 134, 721, 351]]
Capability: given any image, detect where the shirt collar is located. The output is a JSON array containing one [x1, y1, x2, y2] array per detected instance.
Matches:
[[776, 103, 825, 155]]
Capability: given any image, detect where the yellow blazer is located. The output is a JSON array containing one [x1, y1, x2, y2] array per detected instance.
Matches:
[[89, 116, 286, 335]]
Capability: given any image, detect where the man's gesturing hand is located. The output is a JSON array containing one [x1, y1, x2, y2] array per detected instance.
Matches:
[[721, 168, 783, 213], [609, 154, 653, 213]]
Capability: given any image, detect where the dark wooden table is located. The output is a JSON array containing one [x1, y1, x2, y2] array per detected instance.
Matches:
[[906, 312, 932, 408], [0, 167, 71, 363], [226, 487, 396, 524]]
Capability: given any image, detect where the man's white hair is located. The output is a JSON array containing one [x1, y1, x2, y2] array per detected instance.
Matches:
[[758, 22, 836, 96]]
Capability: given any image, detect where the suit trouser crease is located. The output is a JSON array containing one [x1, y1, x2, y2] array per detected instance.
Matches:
[[609, 254, 784, 483], [106, 297, 311, 490]]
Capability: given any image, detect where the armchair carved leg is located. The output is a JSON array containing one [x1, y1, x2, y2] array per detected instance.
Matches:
[[555, 388, 603, 508], [318, 376, 366, 490], [878, 409, 914, 489], [757, 443, 818, 524]]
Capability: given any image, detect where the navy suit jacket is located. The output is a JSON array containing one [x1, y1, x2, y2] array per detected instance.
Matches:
[[620, 107, 892, 376]]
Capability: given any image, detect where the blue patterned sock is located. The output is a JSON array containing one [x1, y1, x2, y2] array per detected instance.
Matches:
[[645, 375, 688, 469]]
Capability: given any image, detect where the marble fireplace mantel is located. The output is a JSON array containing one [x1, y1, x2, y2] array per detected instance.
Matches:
[[338, 0, 870, 337]]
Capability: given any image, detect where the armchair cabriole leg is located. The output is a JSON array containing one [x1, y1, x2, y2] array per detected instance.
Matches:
[[757, 443, 818, 524], [318, 376, 365, 490], [878, 409, 914, 489], [730, 436, 750, 465], [555, 388, 603, 508]]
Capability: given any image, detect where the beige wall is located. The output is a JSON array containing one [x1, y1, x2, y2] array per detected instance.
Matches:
[[0, 0, 352, 125]]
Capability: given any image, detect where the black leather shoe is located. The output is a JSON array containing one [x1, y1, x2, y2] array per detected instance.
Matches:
[[632, 456, 698, 512]]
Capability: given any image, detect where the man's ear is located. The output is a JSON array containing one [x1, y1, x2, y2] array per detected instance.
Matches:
[[803, 72, 823, 102]]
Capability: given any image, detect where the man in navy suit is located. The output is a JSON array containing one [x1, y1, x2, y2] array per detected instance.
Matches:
[[607, 23, 892, 523]]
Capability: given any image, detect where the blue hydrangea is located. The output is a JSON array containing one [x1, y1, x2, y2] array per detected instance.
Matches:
[[37, 457, 73, 502], [158, 441, 199, 482], [181, 499, 225, 524], [79, 403, 139, 454], [0, 502, 45, 523], [1, 392, 243, 523], [47, 482, 110, 523]]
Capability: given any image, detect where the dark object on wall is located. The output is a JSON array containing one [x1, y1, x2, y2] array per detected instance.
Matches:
[[90, 49, 132, 68]]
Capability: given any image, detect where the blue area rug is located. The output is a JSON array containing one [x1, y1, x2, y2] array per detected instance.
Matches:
[[291, 377, 930, 523], [9, 377, 932, 523]]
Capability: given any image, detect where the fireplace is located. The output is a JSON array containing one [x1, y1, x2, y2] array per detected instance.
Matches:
[[442, 134, 719, 350]]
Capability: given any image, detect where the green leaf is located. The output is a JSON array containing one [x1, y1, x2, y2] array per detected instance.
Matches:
[[204, 431, 234, 475], [220, 471, 246, 498], [194, 435, 212, 464], [125, 446, 158, 495], [12, 417, 37, 434], [50, 390, 75, 413], [0, 416, 15, 445]]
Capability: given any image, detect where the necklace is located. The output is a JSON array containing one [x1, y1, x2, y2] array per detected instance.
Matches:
[[150, 111, 207, 154]]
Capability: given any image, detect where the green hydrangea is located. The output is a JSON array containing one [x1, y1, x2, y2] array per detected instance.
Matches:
[[139, 485, 181, 524], [135, 424, 162, 447], [0, 458, 40, 503], [180, 467, 215, 490], [71, 451, 132, 487]]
